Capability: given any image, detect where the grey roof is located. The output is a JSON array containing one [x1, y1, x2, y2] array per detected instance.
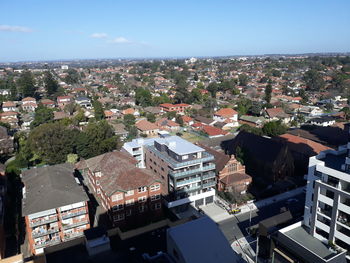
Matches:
[[154, 136, 204, 155], [22, 163, 89, 216], [167, 217, 241, 263]]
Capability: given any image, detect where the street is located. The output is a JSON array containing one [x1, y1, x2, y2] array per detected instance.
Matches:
[[218, 193, 305, 243]]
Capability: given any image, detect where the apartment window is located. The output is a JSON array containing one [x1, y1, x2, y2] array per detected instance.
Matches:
[[126, 210, 132, 216], [155, 203, 161, 210], [112, 204, 124, 211], [139, 205, 145, 213], [150, 184, 160, 192], [111, 193, 123, 202], [125, 190, 134, 196], [183, 155, 188, 160], [138, 186, 147, 193], [228, 163, 237, 173], [151, 194, 160, 201], [138, 196, 147, 203], [113, 214, 125, 222]]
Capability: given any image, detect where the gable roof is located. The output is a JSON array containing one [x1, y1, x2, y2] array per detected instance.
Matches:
[[156, 118, 179, 127], [202, 125, 228, 137], [265, 107, 289, 118], [136, 119, 159, 131], [215, 108, 238, 118]]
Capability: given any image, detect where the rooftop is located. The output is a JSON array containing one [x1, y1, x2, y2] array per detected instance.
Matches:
[[320, 152, 347, 172], [153, 136, 204, 155]]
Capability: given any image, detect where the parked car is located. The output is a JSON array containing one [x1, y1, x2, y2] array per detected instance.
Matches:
[[228, 208, 241, 214]]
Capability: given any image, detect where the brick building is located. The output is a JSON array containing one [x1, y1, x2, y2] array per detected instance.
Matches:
[[76, 151, 163, 228], [159, 103, 191, 115], [21, 163, 90, 255]]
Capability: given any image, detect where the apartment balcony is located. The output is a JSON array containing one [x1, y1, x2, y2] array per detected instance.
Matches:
[[179, 185, 201, 194], [202, 172, 216, 180], [63, 231, 84, 241], [169, 163, 216, 178], [317, 208, 332, 219], [30, 215, 58, 228], [176, 177, 201, 187], [60, 208, 87, 220], [202, 181, 216, 188], [32, 227, 59, 239], [62, 220, 89, 230], [34, 238, 61, 249]]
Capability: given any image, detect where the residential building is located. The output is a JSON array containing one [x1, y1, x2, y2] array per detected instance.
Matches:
[[1, 101, 16, 112], [135, 119, 159, 137], [40, 99, 56, 108], [0, 126, 14, 155], [309, 116, 336, 127], [143, 136, 216, 211], [21, 97, 37, 112], [264, 107, 291, 124], [213, 108, 239, 127], [75, 97, 92, 109], [155, 118, 180, 132], [159, 103, 191, 115], [76, 151, 163, 228], [57, 96, 73, 108], [122, 138, 156, 168], [21, 163, 90, 255]]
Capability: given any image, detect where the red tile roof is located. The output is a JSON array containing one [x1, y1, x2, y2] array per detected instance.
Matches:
[[136, 119, 159, 131], [215, 108, 238, 118], [202, 125, 228, 137]]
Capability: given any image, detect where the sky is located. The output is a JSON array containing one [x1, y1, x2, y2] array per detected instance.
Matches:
[[0, 0, 349, 62]]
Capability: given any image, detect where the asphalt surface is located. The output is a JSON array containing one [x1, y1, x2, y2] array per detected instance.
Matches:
[[218, 193, 305, 243]]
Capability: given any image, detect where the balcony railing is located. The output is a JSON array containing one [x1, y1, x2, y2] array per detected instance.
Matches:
[[62, 220, 89, 230], [30, 215, 58, 227], [202, 172, 216, 180], [202, 181, 216, 188], [63, 231, 84, 241], [34, 238, 60, 249], [178, 185, 201, 193], [169, 163, 216, 178], [176, 177, 201, 187], [32, 227, 59, 239], [61, 209, 86, 220]]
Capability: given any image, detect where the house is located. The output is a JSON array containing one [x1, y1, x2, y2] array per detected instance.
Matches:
[[76, 151, 163, 228], [40, 99, 56, 108], [155, 118, 180, 132], [202, 125, 228, 138], [104, 110, 118, 121], [0, 111, 19, 128], [308, 116, 336, 127], [181, 116, 194, 126], [159, 103, 191, 115], [135, 119, 159, 137], [239, 115, 266, 128], [0, 126, 14, 155], [21, 97, 38, 112], [199, 145, 252, 194], [193, 116, 216, 126], [75, 97, 92, 109], [144, 106, 163, 116], [213, 108, 238, 127], [1, 101, 16, 112], [21, 113, 34, 130], [21, 163, 90, 255], [57, 96, 73, 108], [110, 123, 128, 140], [53, 111, 69, 121], [264, 107, 291, 124], [167, 217, 241, 263], [121, 108, 140, 117]]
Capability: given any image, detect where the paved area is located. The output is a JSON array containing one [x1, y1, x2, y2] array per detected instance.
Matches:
[[200, 203, 232, 222]]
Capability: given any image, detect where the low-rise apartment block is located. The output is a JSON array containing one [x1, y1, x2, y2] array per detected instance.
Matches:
[[76, 151, 163, 228], [21, 163, 90, 255]]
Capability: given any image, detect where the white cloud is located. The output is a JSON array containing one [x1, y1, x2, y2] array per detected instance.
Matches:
[[109, 37, 132, 44], [0, 25, 33, 33], [90, 33, 108, 39]]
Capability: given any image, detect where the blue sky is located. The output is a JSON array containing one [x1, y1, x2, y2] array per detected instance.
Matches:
[[0, 0, 349, 62]]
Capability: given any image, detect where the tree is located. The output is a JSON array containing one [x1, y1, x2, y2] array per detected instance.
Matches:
[[123, 114, 136, 128], [30, 105, 54, 129], [303, 69, 325, 91], [64, 102, 78, 116], [193, 73, 199, 81], [17, 70, 36, 97], [235, 146, 245, 164], [44, 71, 59, 96], [190, 88, 202, 103], [236, 98, 252, 115], [265, 83, 272, 103], [153, 93, 171, 105], [175, 115, 184, 126], [92, 99, 105, 120], [207, 82, 218, 97], [64, 69, 80, 84], [166, 111, 177, 120], [7, 78, 17, 100], [262, 121, 287, 137], [146, 113, 156, 123], [135, 88, 153, 107], [238, 74, 249, 86], [250, 102, 262, 116]]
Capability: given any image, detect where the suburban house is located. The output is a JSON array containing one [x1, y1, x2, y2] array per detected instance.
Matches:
[[21, 97, 38, 112], [0, 111, 19, 128], [201, 125, 228, 138], [135, 119, 159, 137], [0, 126, 14, 155], [159, 103, 191, 115], [40, 99, 56, 108], [57, 96, 73, 108], [264, 107, 291, 124], [76, 151, 163, 228], [213, 108, 239, 127], [1, 101, 17, 112], [121, 108, 140, 117], [155, 118, 180, 132], [21, 163, 90, 255], [239, 115, 266, 128], [182, 115, 194, 126], [75, 97, 92, 109], [308, 116, 336, 127]]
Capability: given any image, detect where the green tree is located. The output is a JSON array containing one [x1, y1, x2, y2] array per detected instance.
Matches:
[[303, 69, 325, 91], [236, 98, 252, 115], [153, 93, 171, 105], [166, 111, 177, 120], [235, 146, 245, 164], [207, 82, 218, 97], [194, 73, 199, 81], [64, 102, 78, 115], [7, 78, 17, 100], [44, 71, 59, 96], [123, 114, 136, 128], [341, 107, 350, 120], [93, 99, 105, 120], [262, 121, 287, 137], [265, 83, 272, 103], [190, 88, 202, 103], [18, 70, 36, 97], [135, 88, 153, 107], [146, 113, 156, 123], [238, 74, 249, 86], [175, 114, 184, 126], [64, 69, 80, 84], [31, 105, 54, 129]]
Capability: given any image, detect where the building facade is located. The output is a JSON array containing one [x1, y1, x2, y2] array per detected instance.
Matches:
[[21, 164, 90, 255], [143, 136, 216, 211]]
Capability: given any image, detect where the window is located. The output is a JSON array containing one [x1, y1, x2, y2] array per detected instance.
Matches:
[[138, 196, 147, 203], [151, 194, 160, 201], [183, 155, 188, 160], [111, 193, 123, 202], [139, 205, 145, 213], [97, 189, 101, 194], [155, 203, 161, 210], [228, 163, 237, 173], [138, 186, 147, 193], [96, 180, 100, 185], [112, 204, 124, 211], [113, 214, 125, 222], [126, 210, 132, 216], [125, 199, 134, 206], [95, 171, 102, 177], [125, 190, 134, 196], [150, 184, 160, 192]]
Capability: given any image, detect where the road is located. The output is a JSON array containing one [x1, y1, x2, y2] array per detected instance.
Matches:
[[218, 193, 305, 243]]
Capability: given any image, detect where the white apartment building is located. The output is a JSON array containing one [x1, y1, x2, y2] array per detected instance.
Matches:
[[304, 141, 350, 258]]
